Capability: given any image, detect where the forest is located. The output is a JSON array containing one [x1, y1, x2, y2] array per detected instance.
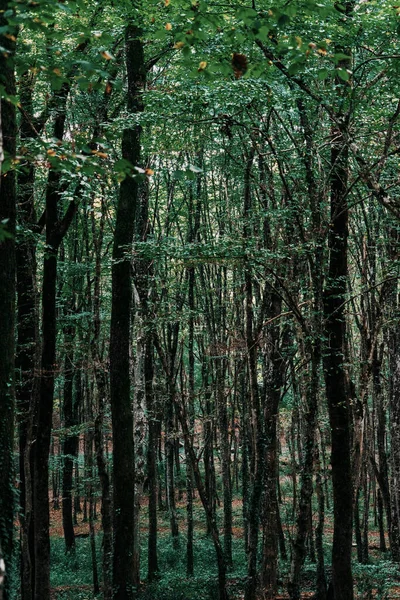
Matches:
[[1, 1, 400, 599]]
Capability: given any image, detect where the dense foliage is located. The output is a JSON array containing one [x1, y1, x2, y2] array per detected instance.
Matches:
[[2, 1, 400, 599]]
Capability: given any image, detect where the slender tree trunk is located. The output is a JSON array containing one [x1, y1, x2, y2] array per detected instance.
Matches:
[[389, 323, 400, 561], [87, 434, 100, 595], [315, 442, 327, 600], [385, 227, 400, 560], [62, 326, 78, 552], [33, 81, 78, 600], [186, 260, 195, 576], [91, 192, 112, 600], [166, 376, 180, 547], [289, 347, 321, 600], [373, 346, 391, 551], [203, 378, 216, 537], [218, 369, 233, 570], [146, 339, 159, 580], [176, 402, 229, 600], [132, 317, 146, 587], [94, 400, 112, 600]]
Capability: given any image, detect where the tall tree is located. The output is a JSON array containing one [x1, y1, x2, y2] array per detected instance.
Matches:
[[33, 84, 79, 600], [322, 55, 354, 600], [0, 6, 17, 599], [109, 18, 145, 600]]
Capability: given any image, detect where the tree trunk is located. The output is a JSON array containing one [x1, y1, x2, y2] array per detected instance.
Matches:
[[165, 377, 180, 547], [323, 109, 354, 599], [94, 402, 112, 600], [389, 323, 400, 561], [289, 348, 321, 600], [33, 80, 78, 600], [109, 22, 145, 599], [176, 402, 229, 600], [146, 339, 159, 580], [91, 191, 112, 600], [0, 12, 17, 598], [62, 328, 78, 552], [16, 70, 38, 600], [261, 293, 283, 599]]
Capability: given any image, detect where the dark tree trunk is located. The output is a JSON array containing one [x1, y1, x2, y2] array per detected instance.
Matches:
[[109, 23, 145, 600], [373, 345, 391, 552], [315, 443, 327, 600], [217, 363, 233, 570], [16, 70, 38, 600], [289, 349, 321, 600], [133, 180, 155, 585], [185, 261, 195, 576], [0, 13, 17, 599], [94, 394, 112, 600], [33, 235, 58, 600], [33, 84, 77, 600], [261, 293, 283, 599], [91, 193, 112, 600], [243, 149, 264, 600], [389, 323, 400, 561], [203, 376, 216, 537], [87, 433, 100, 595], [385, 227, 400, 561], [322, 109, 354, 600], [62, 328, 78, 552], [165, 376, 180, 547]]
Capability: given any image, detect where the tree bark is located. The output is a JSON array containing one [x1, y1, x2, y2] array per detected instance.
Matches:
[[62, 322, 78, 552], [109, 22, 145, 600], [146, 339, 159, 580], [0, 11, 17, 598], [33, 85, 77, 600], [323, 110, 354, 600], [16, 70, 39, 600]]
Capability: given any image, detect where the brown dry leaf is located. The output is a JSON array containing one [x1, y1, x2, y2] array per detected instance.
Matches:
[[91, 150, 108, 158]]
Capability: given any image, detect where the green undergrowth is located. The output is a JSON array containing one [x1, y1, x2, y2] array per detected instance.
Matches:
[[353, 560, 399, 600], [50, 532, 248, 600], [51, 536, 102, 589], [49, 498, 399, 600]]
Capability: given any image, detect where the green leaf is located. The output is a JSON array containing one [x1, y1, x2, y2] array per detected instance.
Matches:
[[337, 68, 350, 81], [317, 68, 329, 80], [334, 52, 351, 64]]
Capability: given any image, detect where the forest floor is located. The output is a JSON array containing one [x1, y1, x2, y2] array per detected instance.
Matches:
[[48, 492, 400, 600]]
